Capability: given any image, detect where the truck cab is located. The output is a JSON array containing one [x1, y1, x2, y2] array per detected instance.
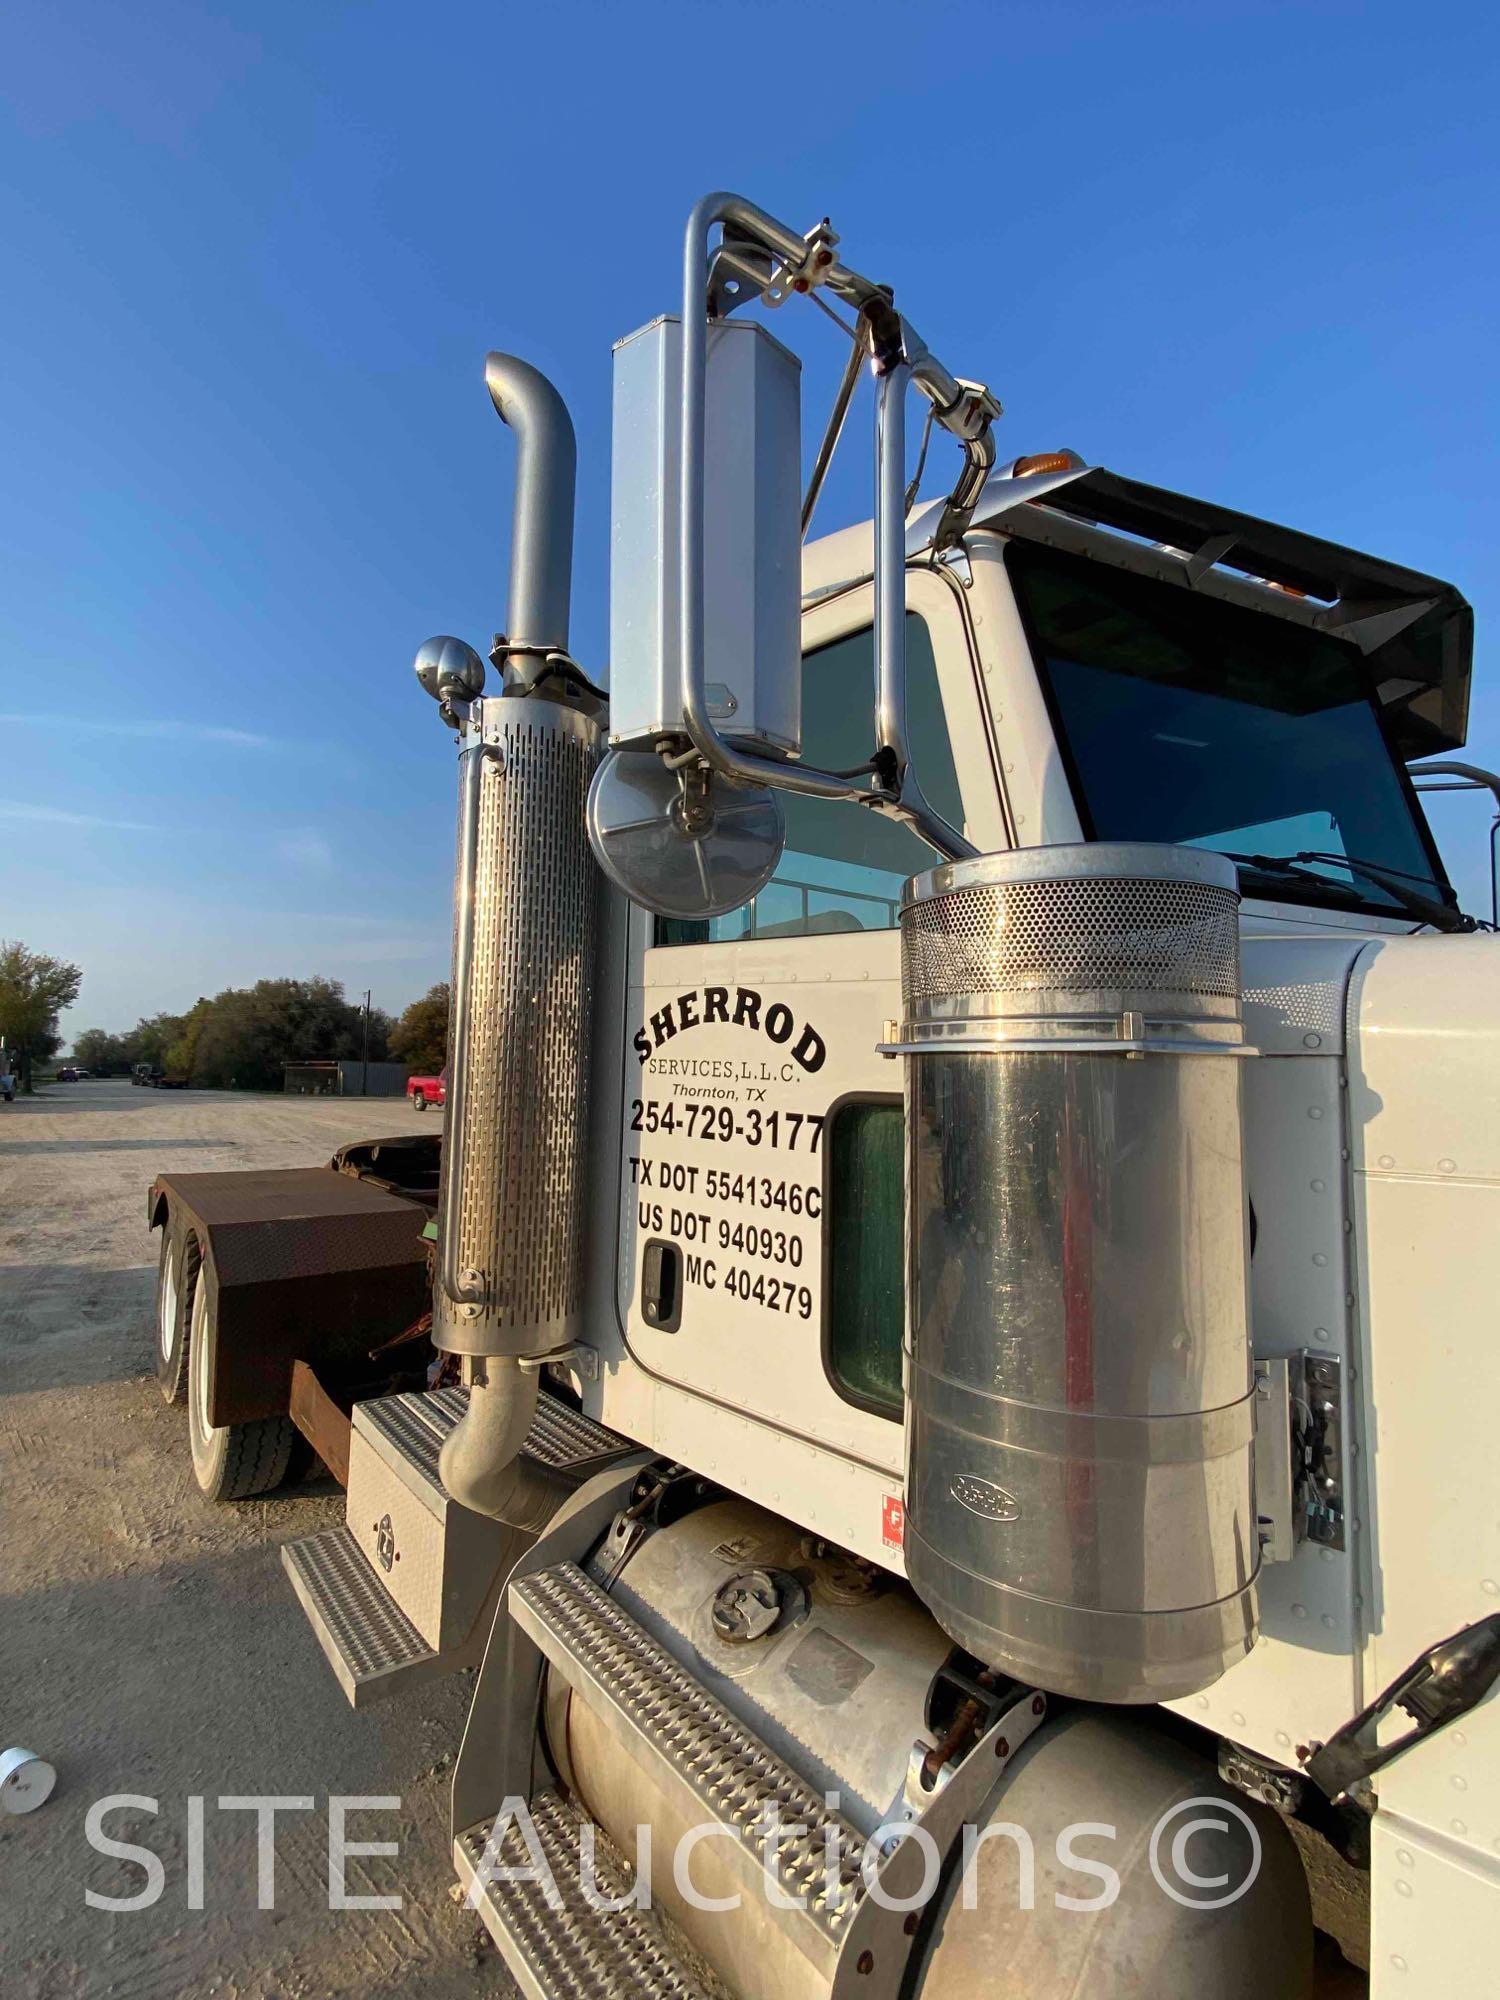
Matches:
[[566, 467, 1496, 1994], [153, 194, 1497, 2000], [590, 461, 1474, 1539]]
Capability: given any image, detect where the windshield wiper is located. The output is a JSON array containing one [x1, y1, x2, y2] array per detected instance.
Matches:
[[1288, 850, 1477, 931], [1292, 849, 1451, 890], [1223, 850, 1472, 933]]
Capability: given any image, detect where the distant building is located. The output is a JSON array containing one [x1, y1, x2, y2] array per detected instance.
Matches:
[[282, 1059, 409, 1099]]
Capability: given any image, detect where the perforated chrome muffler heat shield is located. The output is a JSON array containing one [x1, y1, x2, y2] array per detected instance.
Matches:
[[894, 843, 1259, 1705], [434, 692, 602, 1358]]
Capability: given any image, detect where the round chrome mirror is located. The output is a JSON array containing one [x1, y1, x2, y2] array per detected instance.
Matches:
[[414, 635, 487, 706], [587, 748, 784, 919]]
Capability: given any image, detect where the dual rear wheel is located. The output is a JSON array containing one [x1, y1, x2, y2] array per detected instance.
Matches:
[[155, 1226, 190, 1404], [155, 1222, 296, 1500]]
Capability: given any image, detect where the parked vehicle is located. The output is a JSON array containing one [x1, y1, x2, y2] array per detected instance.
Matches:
[[131, 1063, 155, 1086], [406, 1069, 446, 1111], [147, 192, 1500, 2000]]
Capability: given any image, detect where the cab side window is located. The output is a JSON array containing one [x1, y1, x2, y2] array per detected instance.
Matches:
[[660, 615, 963, 945], [824, 1096, 904, 1418]]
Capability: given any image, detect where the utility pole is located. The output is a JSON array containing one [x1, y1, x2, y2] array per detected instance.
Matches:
[[360, 989, 372, 1097]]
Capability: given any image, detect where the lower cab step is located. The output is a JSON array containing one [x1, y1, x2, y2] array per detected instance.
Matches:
[[282, 1386, 635, 1707], [455, 1788, 714, 2000], [282, 1525, 449, 1706]]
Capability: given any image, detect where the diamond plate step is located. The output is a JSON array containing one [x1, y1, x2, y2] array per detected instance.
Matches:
[[355, 1386, 634, 1507], [524, 1395, 638, 1473], [287, 1391, 635, 1707], [282, 1525, 445, 1708], [509, 1562, 866, 1972], [455, 1788, 711, 2000]]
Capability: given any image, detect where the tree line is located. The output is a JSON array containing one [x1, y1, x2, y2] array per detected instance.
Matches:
[[1, 929, 453, 1095], [72, 979, 450, 1090]]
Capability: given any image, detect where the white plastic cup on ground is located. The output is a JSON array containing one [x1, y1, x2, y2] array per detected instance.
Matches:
[[0, 1747, 57, 1814]]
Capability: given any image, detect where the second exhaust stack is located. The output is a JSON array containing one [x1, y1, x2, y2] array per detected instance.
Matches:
[[423, 354, 602, 1525]]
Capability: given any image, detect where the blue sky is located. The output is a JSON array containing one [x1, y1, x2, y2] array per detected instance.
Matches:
[[2, 1, 1496, 1038]]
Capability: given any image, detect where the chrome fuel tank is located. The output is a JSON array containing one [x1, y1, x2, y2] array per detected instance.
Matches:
[[894, 844, 1258, 1703]]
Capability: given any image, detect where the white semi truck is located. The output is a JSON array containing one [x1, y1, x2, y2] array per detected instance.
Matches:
[[150, 194, 1500, 1997]]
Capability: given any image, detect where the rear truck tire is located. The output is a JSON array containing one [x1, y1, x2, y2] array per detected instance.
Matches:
[[411, 1090, 427, 1111], [154, 1220, 190, 1404], [186, 1258, 296, 1501]]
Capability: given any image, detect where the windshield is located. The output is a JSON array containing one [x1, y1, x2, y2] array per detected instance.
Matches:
[[1008, 540, 1452, 921]]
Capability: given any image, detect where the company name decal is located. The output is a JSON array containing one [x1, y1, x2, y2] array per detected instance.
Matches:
[[634, 987, 826, 1074]]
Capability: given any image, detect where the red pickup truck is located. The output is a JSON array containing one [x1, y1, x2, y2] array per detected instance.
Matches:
[[406, 1070, 446, 1111]]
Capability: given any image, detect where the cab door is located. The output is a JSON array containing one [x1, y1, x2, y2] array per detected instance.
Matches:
[[614, 565, 1008, 1469]]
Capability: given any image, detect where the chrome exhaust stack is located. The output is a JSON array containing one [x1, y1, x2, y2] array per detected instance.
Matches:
[[415, 354, 602, 1526], [891, 843, 1259, 1703], [482, 352, 576, 659]]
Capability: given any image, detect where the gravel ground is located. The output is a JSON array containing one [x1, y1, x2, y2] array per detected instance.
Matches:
[[0, 1078, 505, 2000]]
